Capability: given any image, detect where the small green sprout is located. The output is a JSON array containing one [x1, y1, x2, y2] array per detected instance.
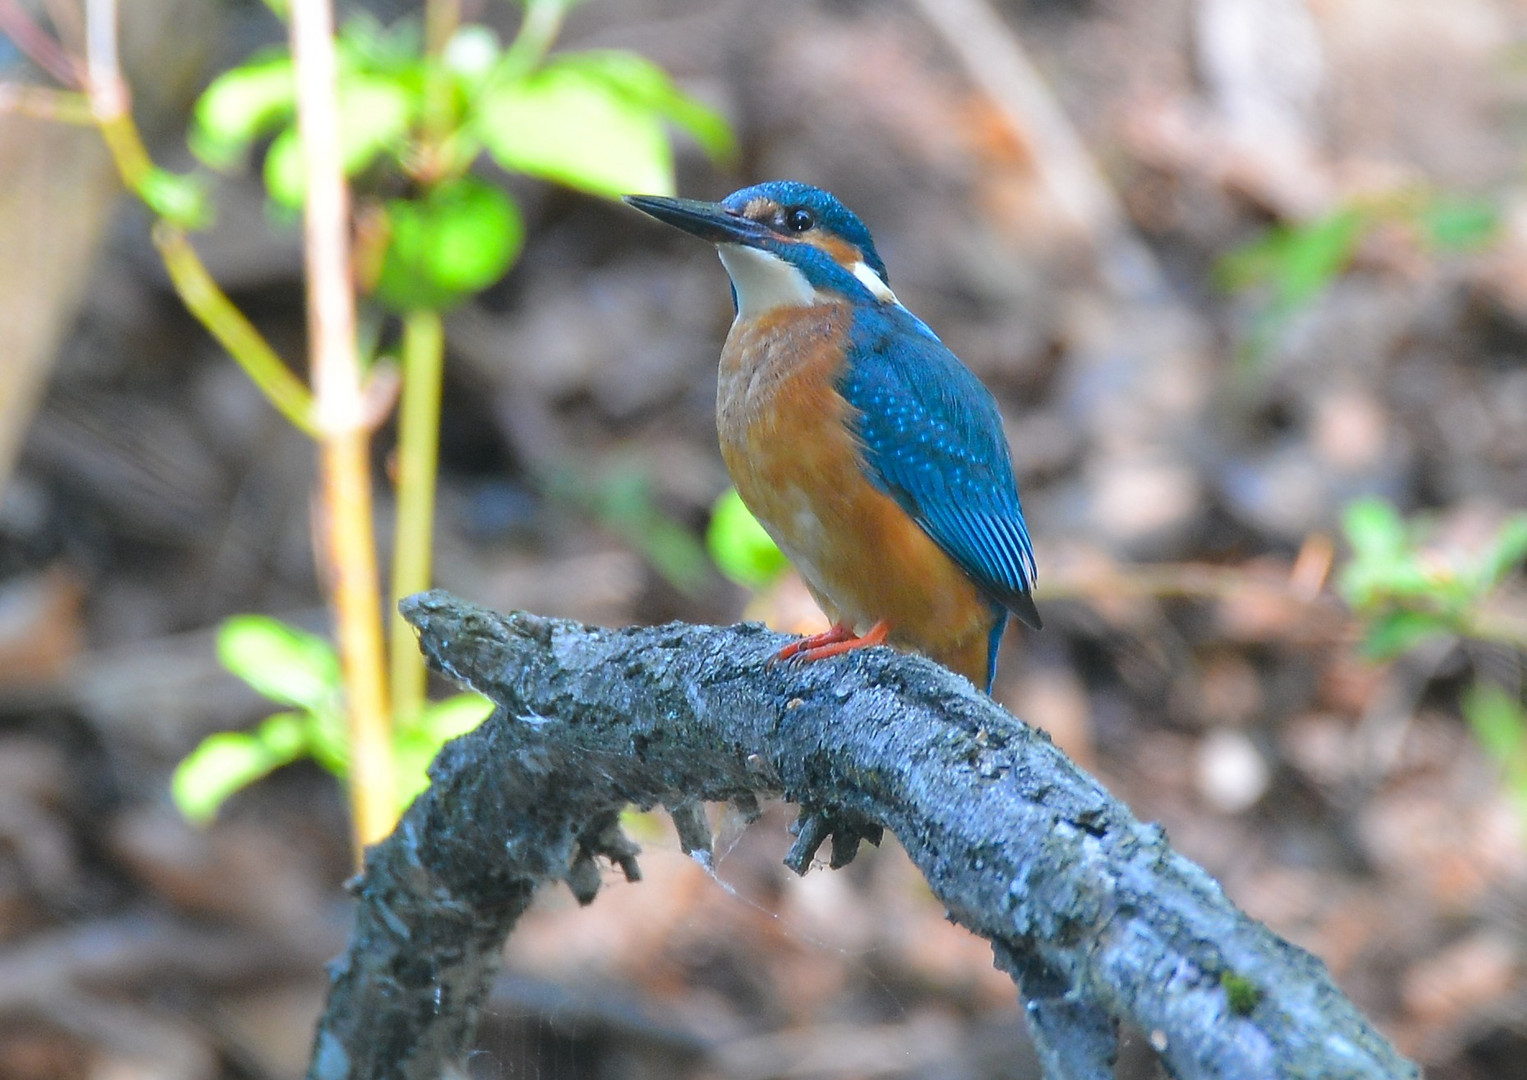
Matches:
[[172, 615, 492, 823]]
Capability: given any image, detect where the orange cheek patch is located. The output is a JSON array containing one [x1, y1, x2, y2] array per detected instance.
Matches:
[[813, 235, 863, 267]]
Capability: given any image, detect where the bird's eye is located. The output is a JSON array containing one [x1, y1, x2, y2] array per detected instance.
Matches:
[[784, 207, 816, 233]]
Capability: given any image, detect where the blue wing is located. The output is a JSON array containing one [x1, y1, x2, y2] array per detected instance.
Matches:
[[838, 304, 1041, 630]]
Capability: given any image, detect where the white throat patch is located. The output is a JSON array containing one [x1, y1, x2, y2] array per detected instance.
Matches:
[[717, 245, 819, 318]]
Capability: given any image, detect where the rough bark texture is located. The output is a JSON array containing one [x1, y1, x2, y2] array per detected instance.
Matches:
[[306, 591, 1418, 1080]]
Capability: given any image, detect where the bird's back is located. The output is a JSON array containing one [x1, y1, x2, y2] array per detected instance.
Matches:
[[838, 302, 1041, 630]]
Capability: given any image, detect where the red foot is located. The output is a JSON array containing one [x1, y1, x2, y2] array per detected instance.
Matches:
[[774, 621, 890, 666]]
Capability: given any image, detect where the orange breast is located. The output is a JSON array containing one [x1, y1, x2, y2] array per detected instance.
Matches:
[[716, 303, 1001, 686]]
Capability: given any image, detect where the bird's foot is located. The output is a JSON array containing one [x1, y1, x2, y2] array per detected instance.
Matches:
[[774, 620, 890, 666], [773, 622, 855, 662]]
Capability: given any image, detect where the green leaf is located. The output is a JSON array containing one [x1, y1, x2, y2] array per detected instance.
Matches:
[[1342, 498, 1407, 558], [1340, 497, 1527, 658], [477, 55, 678, 197], [708, 487, 788, 589], [566, 51, 736, 165], [337, 73, 415, 167], [391, 694, 493, 807], [261, 126, 305, 208], [619, 806, 669, 842], [1217, 207, 1367, 310], [305, 703, 350, 777], [414, 692, 494, 740], [635, 515, 712, 595], [253, 710, 309, 758], [592, 468, 711, 593], [1418, 197, 1500, 252], [391, 734, 437, 808], [1464, 683, 1527, 764], [1339, 497, 1415, 608], [190, 50, 296, 170], [171, 712, 306, 823], [338, 11, 421, 69], [1361, 609, 1452, 659], [1474, 515, 1527, 592], [373, 176, 524, 311], [1374, 561, 1443, 603], [262, 73, 415, 208], [1272, 208, 1367, 309], [542, 464, 712, 594], [139, 168, 213, 230], [217, 615, 341, 711]]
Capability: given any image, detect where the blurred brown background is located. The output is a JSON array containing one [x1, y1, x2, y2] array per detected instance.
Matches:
[[3, 0, 1527, 1076]]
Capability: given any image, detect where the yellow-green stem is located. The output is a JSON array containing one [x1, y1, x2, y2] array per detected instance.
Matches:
[[93, 100, 317, 435], [480, 0, 565, 94], [416, 0, 460, 178], [291, 0, 395, 852], [0, 84, 94, 123], [388, 308, 445, 722], [93, 98, 152, 185], [323, 430, 395, 848], [449, 0, 562, 166], [384, 0, 459, 720], [423, 0, 459, 56], [153, 225, 317, 435], [504, 0, 564, 74]]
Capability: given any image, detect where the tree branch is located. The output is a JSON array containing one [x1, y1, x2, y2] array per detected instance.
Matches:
[[306, 590, 1417, 1080]]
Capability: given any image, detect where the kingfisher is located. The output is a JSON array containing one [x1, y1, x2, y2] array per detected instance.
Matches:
[[625, 181, 1040, 692]]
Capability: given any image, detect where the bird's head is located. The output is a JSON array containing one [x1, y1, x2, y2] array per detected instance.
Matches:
[[624, 181, 897, 318]]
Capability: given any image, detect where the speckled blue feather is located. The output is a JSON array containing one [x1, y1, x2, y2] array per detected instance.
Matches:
[[839, 302, 1042, 634]]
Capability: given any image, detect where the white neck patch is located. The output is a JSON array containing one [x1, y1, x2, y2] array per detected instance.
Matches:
[[717, 245, 819, 319], [851, 260, 899, 304]]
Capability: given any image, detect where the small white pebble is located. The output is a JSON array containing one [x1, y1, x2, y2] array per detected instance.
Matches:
[[1196, 729, 1270, 813]]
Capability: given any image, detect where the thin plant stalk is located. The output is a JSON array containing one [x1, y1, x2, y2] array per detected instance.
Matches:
[[382, 0, 459, 722], [68, 0, 317, 436], [84, 0, 295, 425], [290, 0, 395, 851], [416, 0, 459, 179], [0, 84, 93, 123], [154, 224, 317, 434], [497, 0, 565, 81], [388, 308, 445, 722]]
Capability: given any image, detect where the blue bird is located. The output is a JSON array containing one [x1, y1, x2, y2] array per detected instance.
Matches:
[[625, 181, 1039, 691]]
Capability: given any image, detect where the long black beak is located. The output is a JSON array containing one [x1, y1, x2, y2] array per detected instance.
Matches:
[[623, 194, 772, 247]]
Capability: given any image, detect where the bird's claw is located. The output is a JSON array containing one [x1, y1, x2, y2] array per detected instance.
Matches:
[[773, 621, 890, 667]]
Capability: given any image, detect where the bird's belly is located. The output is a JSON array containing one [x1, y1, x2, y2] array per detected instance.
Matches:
[[717, 307, 997, 679]]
